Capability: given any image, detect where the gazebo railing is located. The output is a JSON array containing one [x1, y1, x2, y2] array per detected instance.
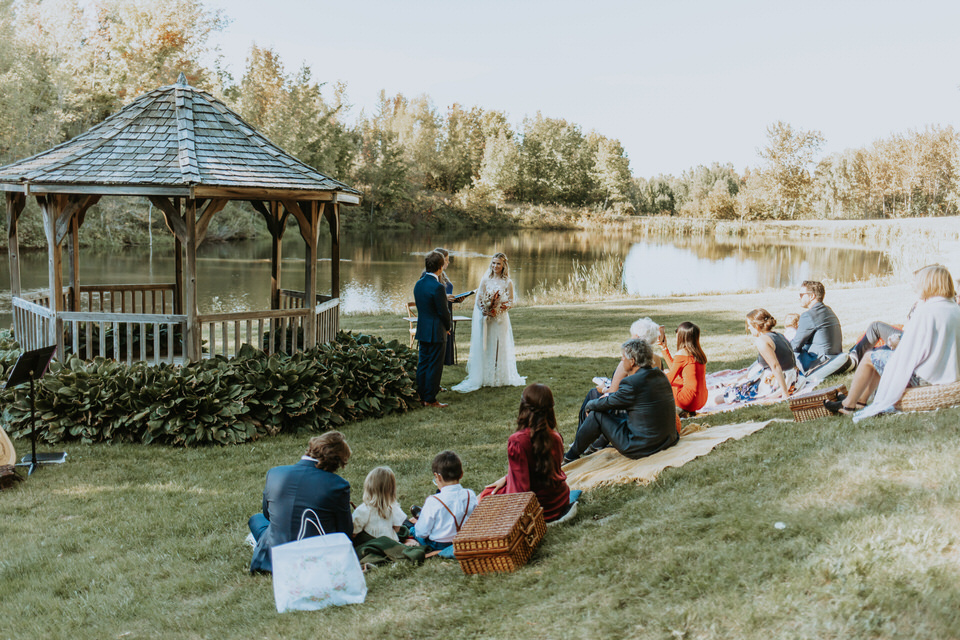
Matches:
[[20, 284, 176, 314], [74, 284, 176, 314], [198, 298, 340, 358], [61, 312, 187, 365], [11, 288, 340, 364], [12, 296, 55, 353], [279, 289, 334, 309], [315, 298, 340, 343]]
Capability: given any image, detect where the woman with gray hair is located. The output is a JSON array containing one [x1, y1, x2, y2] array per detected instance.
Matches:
[[564, 338, 679, 463]]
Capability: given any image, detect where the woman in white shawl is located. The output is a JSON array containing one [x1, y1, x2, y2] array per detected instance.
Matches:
[[825, 264, 960, 420], [452, 253, 526, 392]]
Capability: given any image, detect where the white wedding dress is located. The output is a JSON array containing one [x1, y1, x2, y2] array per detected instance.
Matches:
[[452, 275, 526, 392]]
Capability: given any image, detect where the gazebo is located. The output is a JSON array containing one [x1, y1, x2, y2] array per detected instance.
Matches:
[[0, 74, 360, 364]]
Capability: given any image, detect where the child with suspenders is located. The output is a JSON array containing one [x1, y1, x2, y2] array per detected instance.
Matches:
[[408, 451, 477, 551]]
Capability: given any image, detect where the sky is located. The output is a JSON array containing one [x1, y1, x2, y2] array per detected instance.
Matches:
[[204, 0, 960, 178]]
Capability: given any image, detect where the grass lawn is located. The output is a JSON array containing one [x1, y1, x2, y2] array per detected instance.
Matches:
[[3, 283, 959, 639]]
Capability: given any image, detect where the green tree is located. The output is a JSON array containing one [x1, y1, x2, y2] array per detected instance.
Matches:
[[590, 134, 632, 209], [757, 121, 825, 218], [352, 93, 410, 216]]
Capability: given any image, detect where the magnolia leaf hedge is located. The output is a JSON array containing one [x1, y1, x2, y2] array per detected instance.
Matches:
[[0, 332, 419, 446]]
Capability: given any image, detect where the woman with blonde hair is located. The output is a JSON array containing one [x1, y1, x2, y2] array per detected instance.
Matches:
[[453, 252, 526, 391], [718, 309, 797, 404], [828, 264, 960, 419]]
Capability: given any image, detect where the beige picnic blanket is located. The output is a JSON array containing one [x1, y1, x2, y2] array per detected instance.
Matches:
[[562, 420, 773, 490]]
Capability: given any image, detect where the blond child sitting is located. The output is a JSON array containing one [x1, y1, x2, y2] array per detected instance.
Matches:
[[352, 467, 412, 544]]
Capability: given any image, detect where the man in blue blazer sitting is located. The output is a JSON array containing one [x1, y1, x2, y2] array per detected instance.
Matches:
[[248, 432, 353, 573], [414, 251, 452, 408]]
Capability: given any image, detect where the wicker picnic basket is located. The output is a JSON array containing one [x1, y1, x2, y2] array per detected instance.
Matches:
[[789, 385, 847, 422], [453, 492, 546, 575], [895, 379, 960, 412]]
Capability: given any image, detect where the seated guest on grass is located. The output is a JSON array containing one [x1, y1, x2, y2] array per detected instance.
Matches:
[[846, 321, 904, 370], [718, 309, 796, 404], [656, 321, 708, 417], [408, 451, 477, 552], [579, 317, 661, 425], [565, 338, 679, 463], [827, 264, 960, 420], [792, 280, 845, 376], [482, 383, 577, 522], [353, 466, 415, 544], [783, 313, 800, 342], [248, 432, 352, 573]]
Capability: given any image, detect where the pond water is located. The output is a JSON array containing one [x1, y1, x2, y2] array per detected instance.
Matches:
[[0, 228, 891, 322]]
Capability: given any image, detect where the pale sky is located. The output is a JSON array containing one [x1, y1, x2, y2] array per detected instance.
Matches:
[[205, 0, 960, 178]]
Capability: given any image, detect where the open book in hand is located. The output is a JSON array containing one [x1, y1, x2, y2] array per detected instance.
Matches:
[[452, 290, 476, 303]]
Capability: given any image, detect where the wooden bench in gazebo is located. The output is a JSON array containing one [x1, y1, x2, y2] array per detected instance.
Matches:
[[0, 74, 360, 365]]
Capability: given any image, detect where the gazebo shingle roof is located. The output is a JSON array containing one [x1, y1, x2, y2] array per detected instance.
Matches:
[[0, 74, 360, 197]]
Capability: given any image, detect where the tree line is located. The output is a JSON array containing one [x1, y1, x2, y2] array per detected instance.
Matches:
[[638, 122, 960, 220], [1, 0, 957, 249]]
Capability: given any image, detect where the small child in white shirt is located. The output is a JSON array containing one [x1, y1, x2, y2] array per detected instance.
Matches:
[[409, 450, 477, 552], [352, 466, 407, 542]]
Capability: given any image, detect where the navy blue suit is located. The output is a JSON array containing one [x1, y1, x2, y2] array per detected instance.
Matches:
[[248, 459, 352, 573], [414, 272, 452, 403]]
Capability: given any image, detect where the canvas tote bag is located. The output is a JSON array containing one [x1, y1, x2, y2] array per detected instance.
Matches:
[[271, 509, 367, 612]]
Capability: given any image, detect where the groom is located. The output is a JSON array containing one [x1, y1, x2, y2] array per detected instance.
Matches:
[[414, 251, 452, 408]]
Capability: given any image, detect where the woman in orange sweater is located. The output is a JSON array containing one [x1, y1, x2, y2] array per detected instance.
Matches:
[[657, 322, 708, 416]]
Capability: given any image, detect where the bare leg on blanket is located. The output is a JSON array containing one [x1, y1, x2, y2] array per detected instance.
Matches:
[[828, 358, 881, 414]]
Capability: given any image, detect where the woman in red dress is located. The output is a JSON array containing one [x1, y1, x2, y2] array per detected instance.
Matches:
[[657, 322, 708, 417], [483, 383, 572, 522]]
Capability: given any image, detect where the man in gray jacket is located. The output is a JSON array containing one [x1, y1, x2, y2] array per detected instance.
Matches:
[[792, 280, 844, 375]]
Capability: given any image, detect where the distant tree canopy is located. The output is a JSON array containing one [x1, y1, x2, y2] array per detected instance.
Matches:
[[631, 124, 960, 221], [0, 0, 957, 241]]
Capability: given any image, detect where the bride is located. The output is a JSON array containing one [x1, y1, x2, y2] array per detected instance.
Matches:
[[453, 253, 526, 392]]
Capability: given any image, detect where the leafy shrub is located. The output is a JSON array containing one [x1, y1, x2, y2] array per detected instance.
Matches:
[[0, 330, 21, 380], [0, 332, 417, 446]]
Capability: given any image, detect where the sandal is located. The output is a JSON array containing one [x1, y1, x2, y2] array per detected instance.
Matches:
[[823, 399, 856, 415]]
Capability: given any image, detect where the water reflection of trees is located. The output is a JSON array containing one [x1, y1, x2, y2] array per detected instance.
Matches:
[[657, 235, 890, 288], [0, 228, 894, 318]]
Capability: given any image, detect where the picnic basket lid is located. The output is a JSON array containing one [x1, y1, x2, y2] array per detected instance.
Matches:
[[455, 492, 539, 542], [0, 427, 15, 466]]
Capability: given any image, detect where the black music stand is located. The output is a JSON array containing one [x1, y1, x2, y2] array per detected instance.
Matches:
[[6, 345, 58, 476]]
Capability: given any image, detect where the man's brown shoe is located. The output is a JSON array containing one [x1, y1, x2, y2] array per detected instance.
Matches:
[[423, 401, 449, 408]]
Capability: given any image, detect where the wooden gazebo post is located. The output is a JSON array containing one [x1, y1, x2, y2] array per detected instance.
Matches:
[[6, 193, 25, 300], [327, 198, 340, 300]]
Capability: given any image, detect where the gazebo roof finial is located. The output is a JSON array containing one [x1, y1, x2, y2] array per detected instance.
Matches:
[[177, 72, 187, 86]]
